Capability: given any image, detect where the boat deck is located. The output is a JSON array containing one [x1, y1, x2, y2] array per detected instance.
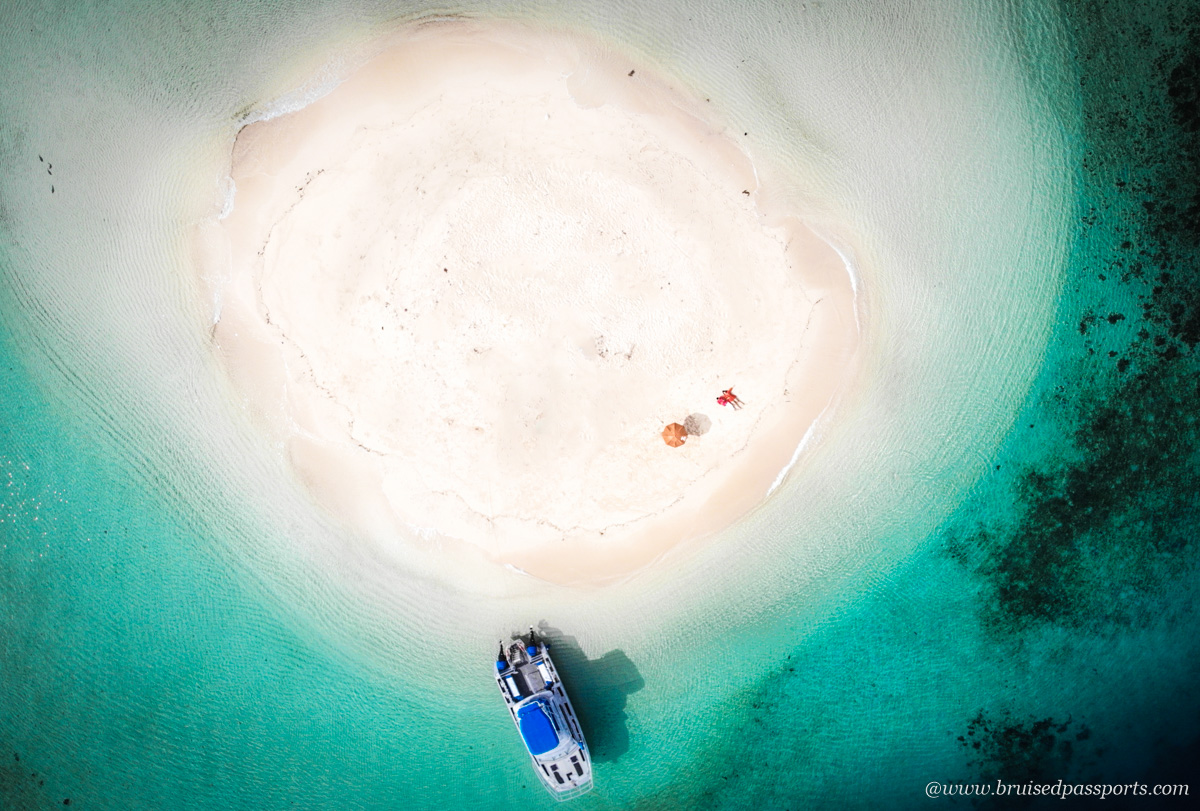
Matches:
[[496, 633, 593, 801]]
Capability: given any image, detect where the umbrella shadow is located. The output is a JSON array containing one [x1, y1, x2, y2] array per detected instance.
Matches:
[[684, 413, 711, 436], [529, 622, 645, 763]]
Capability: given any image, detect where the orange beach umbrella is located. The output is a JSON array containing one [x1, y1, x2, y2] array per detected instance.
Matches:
[[662, 422, 688, 447]]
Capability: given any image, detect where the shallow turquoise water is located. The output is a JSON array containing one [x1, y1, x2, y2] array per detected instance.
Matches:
[[2, 0, 1198, 809]]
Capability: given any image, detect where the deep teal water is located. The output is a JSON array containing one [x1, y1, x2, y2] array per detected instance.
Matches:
[[671, 2, 1200, 805], [2, 1, 1198, 809]]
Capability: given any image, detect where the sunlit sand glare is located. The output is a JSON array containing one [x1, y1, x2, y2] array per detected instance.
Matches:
[[199, 21, 858, 585]]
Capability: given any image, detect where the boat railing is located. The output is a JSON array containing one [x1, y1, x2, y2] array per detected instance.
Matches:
[[547, 782, 593, 803]]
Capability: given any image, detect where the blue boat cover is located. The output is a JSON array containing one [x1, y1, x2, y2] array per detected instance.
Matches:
[[517, 701, 559, 755]]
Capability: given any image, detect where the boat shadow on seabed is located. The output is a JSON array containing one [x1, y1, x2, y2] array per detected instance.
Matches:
[[521, 622, 645, 763]]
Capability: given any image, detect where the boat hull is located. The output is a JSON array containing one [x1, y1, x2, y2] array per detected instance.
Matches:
[[495, 634, 593, 800]]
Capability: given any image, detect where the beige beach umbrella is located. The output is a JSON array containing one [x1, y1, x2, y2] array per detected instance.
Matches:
[[662, 422, 688, 447]]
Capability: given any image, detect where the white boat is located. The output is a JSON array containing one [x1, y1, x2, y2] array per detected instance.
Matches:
[[495, 628, 593, 800]]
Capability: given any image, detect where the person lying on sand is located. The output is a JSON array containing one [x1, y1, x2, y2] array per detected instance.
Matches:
[[718, 387, 744, 410]]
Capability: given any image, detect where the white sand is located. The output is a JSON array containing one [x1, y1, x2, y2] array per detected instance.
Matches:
[[197, 20, 859, 585]]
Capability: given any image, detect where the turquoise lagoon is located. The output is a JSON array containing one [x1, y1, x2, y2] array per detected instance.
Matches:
[[2, 0, 1198, 808]]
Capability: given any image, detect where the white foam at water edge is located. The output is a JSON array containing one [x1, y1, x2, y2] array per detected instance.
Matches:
[[763, 229, 862, 497], [821, 231, 862, 302], [410, 525, 441, 541], [240, 58, 347, 126], [766, 400, 829, 497], [216, 176, 236, 220]]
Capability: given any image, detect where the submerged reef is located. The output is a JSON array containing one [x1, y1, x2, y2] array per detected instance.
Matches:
[[938, 0, 1200, 798], [944, 0, 1200, 636], [961, 710, 1092, 786]]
